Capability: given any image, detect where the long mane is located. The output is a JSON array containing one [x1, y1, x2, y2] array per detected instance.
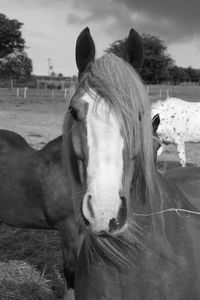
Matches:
[[72, 53, 163, 265], [78, 53, 157, 202]]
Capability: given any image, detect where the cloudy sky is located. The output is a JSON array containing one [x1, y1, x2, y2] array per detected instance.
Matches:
[[1, 0, 200, 76]]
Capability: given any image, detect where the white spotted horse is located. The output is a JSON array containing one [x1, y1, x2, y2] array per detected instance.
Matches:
[[151, 97, 200, 167], [63, 27, 200, 300], [0, 129, 79, 300]]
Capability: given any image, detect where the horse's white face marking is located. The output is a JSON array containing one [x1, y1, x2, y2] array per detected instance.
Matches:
[[81, 89, 124, 233]]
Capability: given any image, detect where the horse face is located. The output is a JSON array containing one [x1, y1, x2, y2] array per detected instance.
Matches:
[[69, 90, 128, 236], [67, 27, 144, 236]]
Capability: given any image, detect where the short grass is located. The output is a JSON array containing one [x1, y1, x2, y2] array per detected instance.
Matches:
[[0, 225, 64, 300], [0, 85, 200, 299], [148, 84, 200, 102]]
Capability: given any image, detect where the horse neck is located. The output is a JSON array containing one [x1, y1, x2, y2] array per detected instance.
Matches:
[[39, 136, 62, 163], [129, 165, 175, 243], [130, 157, 160, 212]]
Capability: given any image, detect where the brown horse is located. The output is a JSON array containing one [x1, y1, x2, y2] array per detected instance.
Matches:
[[62, 28, 200, 299], [0, 129, 79, 300]]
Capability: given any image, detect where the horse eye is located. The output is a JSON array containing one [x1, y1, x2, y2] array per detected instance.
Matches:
[[69, 106, 78, 121], [131, 155, 137, 161]]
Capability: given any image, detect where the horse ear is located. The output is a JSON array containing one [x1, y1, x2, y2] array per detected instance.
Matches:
[[123, 28, 144, 71], [75, 27, 95, 76], [152, 114, 160, 134]]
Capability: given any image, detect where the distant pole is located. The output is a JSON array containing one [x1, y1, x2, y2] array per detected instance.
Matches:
[[17, 88, 19, 97], [64, 88, 68, 98], [61, 80, 65, 90], [167, 89, 169, 98], [10, 79, 13, 89], [24, 87, 28, 99], [160, 89, 162, 98], [52, 89, 54, 99], [48, 58, 51, 76]]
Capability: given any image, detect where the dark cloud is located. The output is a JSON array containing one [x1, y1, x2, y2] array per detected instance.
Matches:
[[66, 0, 200, 43]]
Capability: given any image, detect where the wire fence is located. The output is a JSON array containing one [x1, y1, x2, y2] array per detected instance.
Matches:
[[0, 81, 200, 103], [0, 87, 76, 103], [0, 76, 76, 89]]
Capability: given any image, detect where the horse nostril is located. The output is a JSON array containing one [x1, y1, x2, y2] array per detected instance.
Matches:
[[87, 194, 94, 218], [109, 196, 128, 233], [109, 218, 119, 232], [81, 203, 90, 227], [81, 194, 94, 227], [118, 196, 128, 225]]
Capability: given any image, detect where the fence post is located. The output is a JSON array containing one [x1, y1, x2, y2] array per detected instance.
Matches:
[[61, 80, 65, 90], [64, 88, 68, 98], [52, 89, 54, 99], [166, 89, 169, 98], [10, 79, 13, 89], [24, 87, 28, 99], [160, 89, 162, 97], [17, 88, 19, 97]]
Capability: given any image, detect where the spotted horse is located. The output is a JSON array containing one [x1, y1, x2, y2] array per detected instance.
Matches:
[[151, 97, 200, 167]]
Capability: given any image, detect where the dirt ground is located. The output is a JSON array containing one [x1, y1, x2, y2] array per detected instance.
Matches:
[[0, 88, 200, 299], [0, 93, 200, 166], [158, 143, 200, 167], [0, 96, 66, 149], [0, 97, 200, 166]]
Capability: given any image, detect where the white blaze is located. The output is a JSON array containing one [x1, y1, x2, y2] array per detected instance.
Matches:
[[82, 90, 124, 232]]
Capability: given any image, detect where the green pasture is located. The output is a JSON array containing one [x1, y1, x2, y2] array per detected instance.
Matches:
[[148, 84, 200, 102], [0, 84, 200, 103], [0, 84, 200, 299]]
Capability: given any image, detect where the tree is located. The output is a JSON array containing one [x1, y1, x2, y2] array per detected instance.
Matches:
[[0, 14, 32, 79], [0, 13, 25, 58], [0, 52, 32, 79], [185, 66, 200, 83], [140, 34, 174, 83], [105, 39, 125, 57], [105, 33, 174, 83], [168, 66, 189, 84]]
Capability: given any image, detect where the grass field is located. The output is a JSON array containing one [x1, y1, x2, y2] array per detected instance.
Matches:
[[0, 85, 200, 299]]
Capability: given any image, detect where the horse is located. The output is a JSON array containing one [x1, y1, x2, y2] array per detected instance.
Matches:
[[0, 129, 79, 300], [151, 97, 200, 167], [62, 27, 200, 299]]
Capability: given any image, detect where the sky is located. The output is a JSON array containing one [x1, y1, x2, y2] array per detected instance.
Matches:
[[1, 0, 200, 76]]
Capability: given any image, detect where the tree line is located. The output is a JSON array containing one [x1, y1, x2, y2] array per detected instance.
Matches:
[[105, 34, 200, 84], [0, 13, 32, 79], [0, 13, 200, 84]]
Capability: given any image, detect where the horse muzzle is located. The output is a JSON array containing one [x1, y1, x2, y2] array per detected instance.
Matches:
[[81, 194, 128, 236]]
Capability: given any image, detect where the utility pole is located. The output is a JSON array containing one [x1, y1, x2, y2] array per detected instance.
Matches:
[[48, 58, 53, 76]]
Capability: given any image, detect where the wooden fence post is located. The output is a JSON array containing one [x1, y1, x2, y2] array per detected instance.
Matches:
[[24, 87, 28, 99], [64, 88, 68, 98]]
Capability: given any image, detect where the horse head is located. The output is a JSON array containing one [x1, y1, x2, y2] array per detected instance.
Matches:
[[63, 28, 157, 238]]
